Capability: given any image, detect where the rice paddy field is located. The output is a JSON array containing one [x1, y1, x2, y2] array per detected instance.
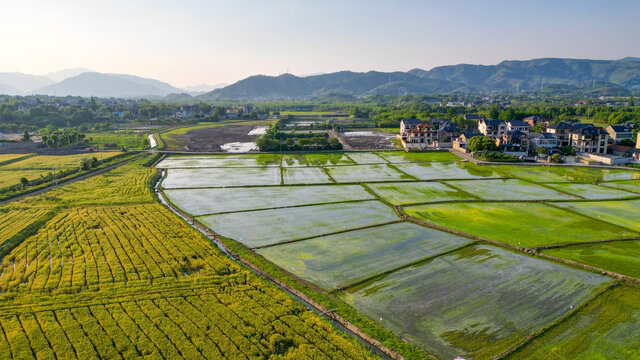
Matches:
[[157, 151, 640, 359], [1, 152, 122, 170]]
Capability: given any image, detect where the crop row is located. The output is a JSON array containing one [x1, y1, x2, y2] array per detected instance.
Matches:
[[0, 280, 375, 360], [0, 208, 51, 245], [0, 204, 238, 293]]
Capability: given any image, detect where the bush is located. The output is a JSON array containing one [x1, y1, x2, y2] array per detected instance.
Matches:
[[550, 154, 563, 163]]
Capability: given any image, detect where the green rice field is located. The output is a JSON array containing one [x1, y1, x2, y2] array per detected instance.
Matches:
[[445, 178, 577, 200], [282, 153, 354, 167], [404, 202, 636, 247], [366, 181, 476, 204], [157, 154, 281, 168], [257, 222, 472, 290], [554, 199, 640, 232], [345, 152, 388, 164], [0, 169, 55, 188], [165, 185, 374, 215], [491, 165, 639, 183], [545, 182, 639, 200], [198, 201, 400, 248], [282, 167, 333, 184], [394, 162, 497, 180], [602, 179, 640, 193], [506, 284, 640, 359], [544, 241, 640, 279], [342, 245, 610, 360], [377, 151, 462, 163]]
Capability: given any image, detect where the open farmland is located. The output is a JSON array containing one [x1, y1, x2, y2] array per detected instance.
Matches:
[[257, 222, 472, 290], [199, 201, 400, 248], [543, 240, 640, 279], [404, 202, 636, 247], [2, 152, 122, 170], [157, 154, 281, 168], [165, 185, 374, 215], [0, 153, 377, 359], [366, 181, 476, 204], [444, 178, 577, 200], [342, 245, 610, 360], [506, 284, 640, 359], [157, 151, 640, 359], [0, 169, 56, 188], [554, 199, 640, 232], [602, 179, 640, 193]]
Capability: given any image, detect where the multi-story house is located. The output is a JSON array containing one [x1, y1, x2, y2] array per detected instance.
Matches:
[[478, 119, 507, 137], [400, 119, 422, 140], [606, 125, 634, 143], [496, 130, 530, 154], [507, 121, 531, 133], [570, 127, 609, 154], [529, 132, 558, 152], [404, 123, 436, 149]]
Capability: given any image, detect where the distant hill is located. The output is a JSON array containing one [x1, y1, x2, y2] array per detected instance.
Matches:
[[198, 57, 640, 100], [183, 83, 227, 95], [44, 68, 94, 82], [0, 72, 55, 94], [33, 72, 182, 98]]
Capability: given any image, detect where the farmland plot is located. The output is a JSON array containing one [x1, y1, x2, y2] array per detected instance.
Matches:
[[394, 162, 497, 180], [345, 152, 388, 164], [161, 167, 281, 188], [366, 181, 476, 205], [3, 153, 122, 170], [445, 179, 577, 200], [327, 164, 413, 182], [257, 222, 472, 290], [0, 153, 30, 164], [165, 185, 374, 215], [404, 202, 635, 247], [199, 201, 400, 248], [601, 179, 640, 193], [543, 241, 640, 279], [157, 154, 281, 168], [0, 279, 376, 360], [506, 285, 640, 359], [491, 165, 639, 183], [342, 245, 610, 360], [377, 151, 462, 163], [545, 182, 638, 200], [554, 199, 640, 232], [0, 169, 55, 188], [0, 207, 51, 245], [0, 204, 238, 293], [282, 153, 354, 167], [282, 167, 333, 184]]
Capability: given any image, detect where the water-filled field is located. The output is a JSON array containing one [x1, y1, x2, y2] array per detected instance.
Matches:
[[257, 222, 472, 290], [554, 199, 640, 232], [165, 185, 374, 215], [282, 167, 333, 184], [394, 162, 497, 180], [282, 153, 354, 167], [377, 151, 462, 163], [491, 165, 639, 183], [543, 240, 640, 279], [345, 152, 388, 164], [157, 154, 281, 168], [445, 178, 577, 200], [602, 179, 640, 193], [199, 201, 400, 248], [366, 181, 475, 204], [404, 202, 635, 247], [545, 182, 638, 199], [505, 285, 640, 359], [162, 167, 282, 188], [326, 164, 413, 182], [342, 245, 610, 360]]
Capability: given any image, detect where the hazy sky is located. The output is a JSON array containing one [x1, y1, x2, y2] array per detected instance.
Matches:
[[1, 0, 639, 87]]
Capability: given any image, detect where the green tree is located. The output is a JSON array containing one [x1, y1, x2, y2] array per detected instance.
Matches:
[[21, 130, 31, 142], [536, 147, 548, 155], [19, 177, 29, 189]]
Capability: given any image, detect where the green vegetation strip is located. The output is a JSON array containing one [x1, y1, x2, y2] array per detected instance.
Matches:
[[552, 199, 640, 232]]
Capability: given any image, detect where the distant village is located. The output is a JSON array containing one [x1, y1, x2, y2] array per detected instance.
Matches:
[[400, 115, 640, 165]]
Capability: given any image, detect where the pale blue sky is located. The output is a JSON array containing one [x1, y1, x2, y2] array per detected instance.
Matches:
[[1, 0, 638, 87]]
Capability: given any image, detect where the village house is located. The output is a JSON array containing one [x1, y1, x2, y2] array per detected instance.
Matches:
[[507, 120, 531, 133], [464, 114, 482, 121], [400, 119, 422, 140], [404, 123, 436, 149], [529, 132, 558, 152], [226, 108, 240, 119], [435, 122, 461, 148], [545, 122, 575, 147], [523, 115, 549, 128], [606, 125, 634, 143], [452, 130, 481, 153], [496, 130, 530, 155], [569, 126, 609, 154], [478, 119, 507, 137]]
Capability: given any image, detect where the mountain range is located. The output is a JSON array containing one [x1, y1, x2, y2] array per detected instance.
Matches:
[[1, 58, 640, 99]]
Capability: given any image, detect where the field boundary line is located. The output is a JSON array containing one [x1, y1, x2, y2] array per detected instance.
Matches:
[[192, 198, 378, 217], [156, 190, 406, 360], [598, 182, 640, 195], [490, 280, 620, 360], [251, 220, 405, 250], [334, 241, 478, 293], [543, 201, 640, 235], [534, 237, 640, 251]]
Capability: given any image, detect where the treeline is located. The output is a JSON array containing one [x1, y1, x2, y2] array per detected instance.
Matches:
[[40, 129, 86, 147], [256, 127, 342, 151]]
